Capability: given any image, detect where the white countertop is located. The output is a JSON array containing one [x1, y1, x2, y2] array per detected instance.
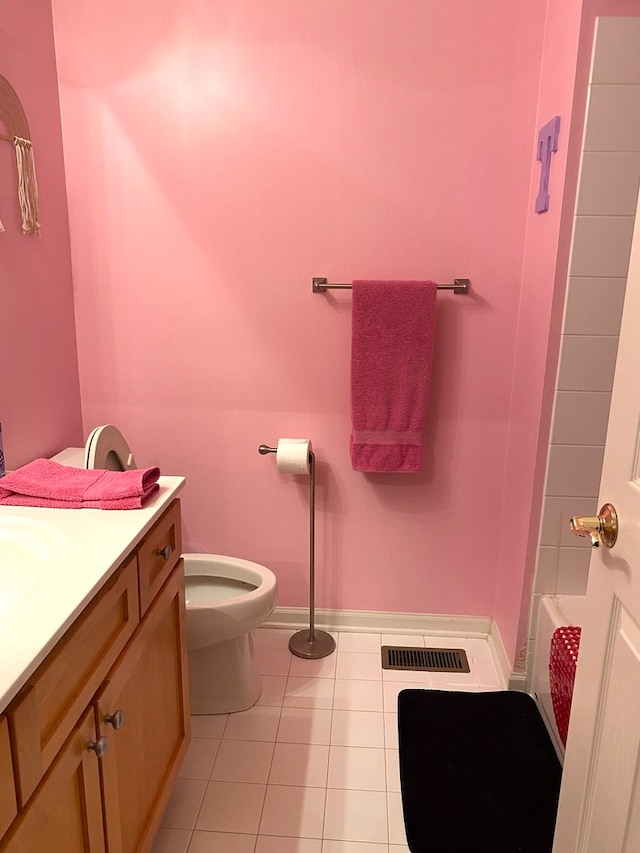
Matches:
[[0, 455, 185, 711]]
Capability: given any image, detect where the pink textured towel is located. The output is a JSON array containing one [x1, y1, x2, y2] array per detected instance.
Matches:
[[0, 458, 160, 509], [350, 280, 437, 473]]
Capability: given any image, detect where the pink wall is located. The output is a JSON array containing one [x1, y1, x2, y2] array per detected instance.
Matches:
[[51, 1, 549, 633], [493, 0, 586, 667], [0, 1, 82, 467], [493, 0, 640, 667]]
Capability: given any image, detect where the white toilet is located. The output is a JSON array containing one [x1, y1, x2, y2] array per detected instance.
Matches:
[[55, 426, 279, 715], [184, 554, 278, 714]]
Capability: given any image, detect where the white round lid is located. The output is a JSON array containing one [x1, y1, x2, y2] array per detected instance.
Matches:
[[84, 425, 137, 471]]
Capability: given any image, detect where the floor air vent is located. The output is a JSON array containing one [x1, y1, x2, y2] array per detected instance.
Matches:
[[381, 645, 470, 673]]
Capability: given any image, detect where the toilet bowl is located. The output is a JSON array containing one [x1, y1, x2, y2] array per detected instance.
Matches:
[[60, 425, 279, 714], [184, 553, 278, 714]]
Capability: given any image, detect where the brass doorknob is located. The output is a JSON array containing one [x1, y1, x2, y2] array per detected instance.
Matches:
[[569, 503, 618, 548]]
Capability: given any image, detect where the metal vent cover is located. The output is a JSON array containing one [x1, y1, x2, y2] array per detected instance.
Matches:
[[381, 645, 470, 673]]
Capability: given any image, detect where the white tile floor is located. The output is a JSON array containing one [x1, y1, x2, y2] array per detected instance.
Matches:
[[152, 628, 505, 853]]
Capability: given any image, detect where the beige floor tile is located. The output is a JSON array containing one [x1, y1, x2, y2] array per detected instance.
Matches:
[[188, 830, 256, 852], [259, 784, 326, 838], [179, 737, 220, 780], [160, 778, 207, 830], [333, 679, 383, 712], [223, 704, 281, 741], [336, 651, 383, 681], [195, 781, 266, 834], [327, 745, 386, 791], [284, 676, 335, 709], [256, 835, 322, 852], [330, 710, 385, 748], [255, 646, 293, 676], [387, 791, 409, 845], [336, 632, 382, 653], [256, 674, 288, 706], [323, 788, 388, 844], [277, 707, 333, 745], [210, 738, 275, 783], [268, 742, 330, 787], [190, 714, 228, 739], [150, 827, 191, 853]]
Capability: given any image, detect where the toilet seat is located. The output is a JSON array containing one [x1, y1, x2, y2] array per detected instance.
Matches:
[[186, 574, 256, 605], [84, 425, 137, 471]]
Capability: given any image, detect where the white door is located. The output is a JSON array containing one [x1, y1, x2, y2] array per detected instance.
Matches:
[[552, 190, 640, 852]]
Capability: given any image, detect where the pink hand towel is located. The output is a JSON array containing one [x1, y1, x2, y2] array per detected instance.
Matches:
[[0, 458, 160, 509], [350, 280, 437, 473]]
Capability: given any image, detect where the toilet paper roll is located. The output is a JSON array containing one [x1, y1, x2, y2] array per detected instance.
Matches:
[[276, 438, 312, 475]]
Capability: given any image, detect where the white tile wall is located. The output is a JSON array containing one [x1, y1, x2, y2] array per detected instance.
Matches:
[[545, 445, 605, 497], [569, 215, 635, 277], [575, 153, 640, 216], [556, 335, 618, 391], [532, 17, 640, 610], [563, 277, 625, 335], [550, 391, 611, 445], [583, 85, 640, 152], [590, 17, 640, 84]]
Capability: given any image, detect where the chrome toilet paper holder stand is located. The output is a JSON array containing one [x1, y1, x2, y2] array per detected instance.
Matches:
[[259, 443, 336, 659]]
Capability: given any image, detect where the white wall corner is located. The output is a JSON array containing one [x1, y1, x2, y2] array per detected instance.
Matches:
[[488, 617, 524, 690]]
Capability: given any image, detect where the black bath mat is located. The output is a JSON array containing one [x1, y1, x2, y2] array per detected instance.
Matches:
[[398, 690, 562, 853]]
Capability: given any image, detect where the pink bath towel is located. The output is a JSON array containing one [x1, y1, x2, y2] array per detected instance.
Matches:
[[0, 457, 160, 509], [350, 280, 437, 473]]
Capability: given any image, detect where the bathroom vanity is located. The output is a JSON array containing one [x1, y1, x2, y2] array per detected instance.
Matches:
[[0, 475, 189, 852]]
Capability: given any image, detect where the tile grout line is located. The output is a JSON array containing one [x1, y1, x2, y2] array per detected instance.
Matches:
[[253, 645, 291, 843], [318, 664, 335, 846]]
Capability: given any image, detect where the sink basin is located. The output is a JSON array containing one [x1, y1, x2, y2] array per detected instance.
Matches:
[[0, 517, 68, 620]]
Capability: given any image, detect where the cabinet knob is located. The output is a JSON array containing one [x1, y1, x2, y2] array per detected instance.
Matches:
[[104, 709, 124, 730], [156, 545, 173, 561], [87, 736, 108, 758]]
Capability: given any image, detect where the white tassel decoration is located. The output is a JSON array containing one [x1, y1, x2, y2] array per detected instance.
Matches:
[[13, 136, 40, 235]]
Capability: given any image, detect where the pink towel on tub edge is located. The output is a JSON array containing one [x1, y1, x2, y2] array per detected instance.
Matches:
[[350, 280, 437, 473], [0, 457, 160, 509]]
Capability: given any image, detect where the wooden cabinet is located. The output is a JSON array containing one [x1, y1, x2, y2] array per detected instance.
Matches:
[[0, 719, 17, 839], [137, 499, 181, 617], [97, 564, 189, 853], [1, 710, 105, 853], [1, 499, 190, 853], [8, 556, 140, 807]]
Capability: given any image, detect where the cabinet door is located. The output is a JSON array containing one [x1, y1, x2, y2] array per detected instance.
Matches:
[[96, 562, 190, 853], [137, 500, 182, 616], [8, 555, 139, 806], [0, 709, 105, 853], [0, 717, 17, 838]]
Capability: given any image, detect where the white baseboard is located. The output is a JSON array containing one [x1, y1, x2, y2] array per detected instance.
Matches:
[[487, 619, 527, 691], [487, 619, 511, 686], [265, 607, 524, 689], [265, 606, 492, 638], [507, 672, 528, 691]]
